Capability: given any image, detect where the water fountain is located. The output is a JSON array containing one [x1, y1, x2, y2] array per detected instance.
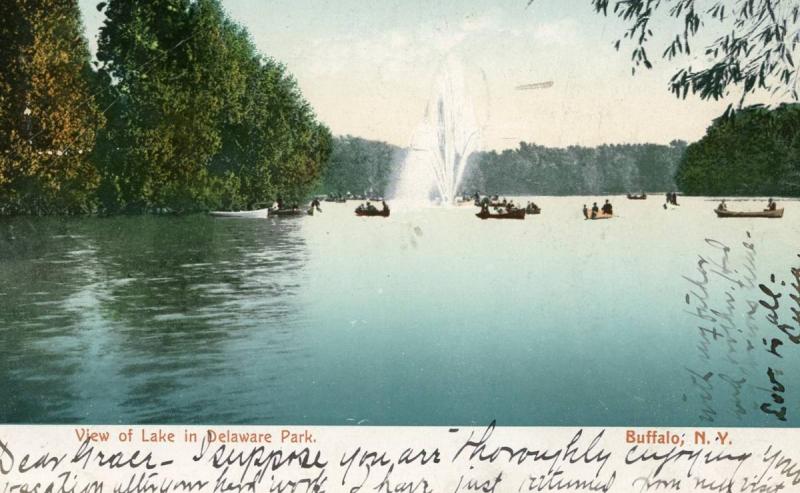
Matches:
[[390, 59, 480, 206]]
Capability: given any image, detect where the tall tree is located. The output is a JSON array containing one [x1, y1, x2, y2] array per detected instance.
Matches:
[[211, 45, 332, 208], [95, 0, 331, 212], [0, 0, 104, 214], [95, 0, 245, 212], [676, 103, 800, 195]]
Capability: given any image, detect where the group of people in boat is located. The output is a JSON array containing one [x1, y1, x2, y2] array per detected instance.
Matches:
[[582, 200, 613, 219], [717, 198, 779, 211], [479, 200, 517, 214], [477, 197, 539, 215], [474, 194, 540, 209], [356, 200, 390, 214]]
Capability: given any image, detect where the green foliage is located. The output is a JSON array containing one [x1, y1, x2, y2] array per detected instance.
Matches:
[[530, 0, 800, 104], [0, 0, 330, 215], [323, 137, 683, 197], [461, 141, 686, 195], [321, 136, 404, 196], [0, 0, 104, 215], [676, 103, 800, 196], [93, 0, 331, 213]]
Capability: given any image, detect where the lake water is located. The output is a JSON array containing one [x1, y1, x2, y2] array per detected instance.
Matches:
[[1, 196, 799, 426]]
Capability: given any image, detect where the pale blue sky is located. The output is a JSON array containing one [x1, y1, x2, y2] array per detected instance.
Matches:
[[77, 0, 772, 149]]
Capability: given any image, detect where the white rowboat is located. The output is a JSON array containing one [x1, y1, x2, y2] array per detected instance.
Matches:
[[209, 208, 270, 218]]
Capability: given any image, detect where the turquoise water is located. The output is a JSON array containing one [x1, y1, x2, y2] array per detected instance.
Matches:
[[1, 196, 799, 425]]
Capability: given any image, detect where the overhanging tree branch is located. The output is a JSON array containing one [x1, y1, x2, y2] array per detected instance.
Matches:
[[528, 0, 800, 103]]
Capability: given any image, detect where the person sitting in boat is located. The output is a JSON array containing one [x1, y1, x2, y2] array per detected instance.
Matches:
[[766, 198, 777, 211], [717, 200, 727, 211], [382, 201, 389, 213], [601, 199, 613, 215], [591, 202, 599, 219], [582, 204, 588, 219]]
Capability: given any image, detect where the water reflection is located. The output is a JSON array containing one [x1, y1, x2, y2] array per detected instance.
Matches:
[[2, 198, 799, 426], [1, 218, 89, 421], [0, 215, 309, 423]]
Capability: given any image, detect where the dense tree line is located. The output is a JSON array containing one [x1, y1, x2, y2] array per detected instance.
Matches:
[[318, 138, 685, 197], [319, 136, 405, 196], [461, 141, 686, 195], [0, 0, 331, 215], [676, 104, 800, 196]]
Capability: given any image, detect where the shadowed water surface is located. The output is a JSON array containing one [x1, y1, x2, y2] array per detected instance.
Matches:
[[1, 197, 799, 425], [1, 216, 309, 423]]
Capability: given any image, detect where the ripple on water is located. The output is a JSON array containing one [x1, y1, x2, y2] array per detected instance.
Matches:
[[13, 205, 791, 425]]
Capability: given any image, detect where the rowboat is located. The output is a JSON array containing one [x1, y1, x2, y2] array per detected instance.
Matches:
[[476, 208, 525, 220], [586, 212, 613, 220], [627, 194, 647, 200], [269, 208, 306, 217], [355, 208, 390, 217], [714, 208, 784, 218], [525, 206, 541, 215], [209, 208, 270, 218]]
